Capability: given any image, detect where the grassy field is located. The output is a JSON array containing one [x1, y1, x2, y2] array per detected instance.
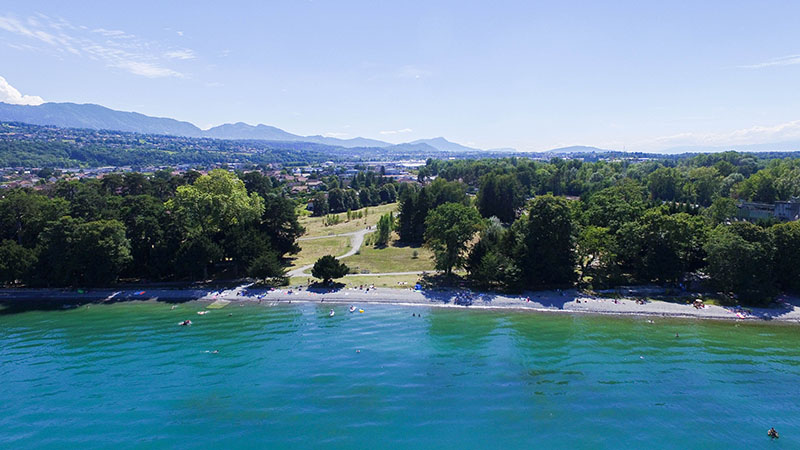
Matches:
[[288, 273, 424, 289], [344, 234, 435, 274], [287, 236, 350, 269], [299, 202, 398, 237]]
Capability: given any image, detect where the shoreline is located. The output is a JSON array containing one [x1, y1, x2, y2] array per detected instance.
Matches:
[[2, 285, 799, 324]]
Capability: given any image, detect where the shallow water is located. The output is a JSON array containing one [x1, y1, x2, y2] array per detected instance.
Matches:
[[1, 301, 799, 449]]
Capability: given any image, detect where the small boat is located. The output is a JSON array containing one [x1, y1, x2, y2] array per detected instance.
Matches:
[[349, 306, 356, 313], [329, 309, 335, 317]]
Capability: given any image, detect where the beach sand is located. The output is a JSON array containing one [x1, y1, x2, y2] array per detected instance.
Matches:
[[2, 284, 799, 323]]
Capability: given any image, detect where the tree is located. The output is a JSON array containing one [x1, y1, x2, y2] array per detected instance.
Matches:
[[477, 172, 525, 223], [374, 212, 394, 247], [616, 208, 708, 283], [519, 195, 575, 287], [770, 221, 800, 292], [248, 251, 286, 283], [704, 196, 738, 225], [311, 255, 350, 283], [424, 203, 483, 274], [165, 169, 265, 238], [575, 225, 616, 285], [0, 240, 36, 285], [583, 180, 647, 232], [467, 217, 518, 287], [35, 217, 132, 286], [647, 167, 684, 202], [705, 222, 777, 305], [71, 220, 133, 285]]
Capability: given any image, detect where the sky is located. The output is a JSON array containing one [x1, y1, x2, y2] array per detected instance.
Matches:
[[3, 0, 800, 152]]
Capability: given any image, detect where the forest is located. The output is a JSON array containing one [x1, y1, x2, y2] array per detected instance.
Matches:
[[398, 153, 800, 305], [0, 169, 302, 286], [3, 151, 800, 306]]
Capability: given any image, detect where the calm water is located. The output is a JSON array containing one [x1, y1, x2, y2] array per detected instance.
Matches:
[[1, 301, 799, 449]]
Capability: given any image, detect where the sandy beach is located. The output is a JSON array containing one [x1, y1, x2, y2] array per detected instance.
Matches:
[[2, 284, 799, 323]]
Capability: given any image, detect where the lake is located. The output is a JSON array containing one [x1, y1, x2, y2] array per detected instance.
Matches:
[[1, 301, 798, 448]]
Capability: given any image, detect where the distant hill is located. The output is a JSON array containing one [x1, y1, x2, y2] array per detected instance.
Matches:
[[410, 137, 480, 152], [0, 101, 395, 149], [542, 145, 614, 153], [0, 102, 203, 137]]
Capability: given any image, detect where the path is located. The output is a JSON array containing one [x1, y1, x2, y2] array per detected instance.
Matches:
[[287, 228, 375, 277]]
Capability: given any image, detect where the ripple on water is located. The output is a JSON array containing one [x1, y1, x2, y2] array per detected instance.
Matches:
[[1, 301, 800, 448]]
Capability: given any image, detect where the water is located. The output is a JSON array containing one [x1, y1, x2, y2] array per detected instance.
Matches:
[[1, 301, 799, 449]]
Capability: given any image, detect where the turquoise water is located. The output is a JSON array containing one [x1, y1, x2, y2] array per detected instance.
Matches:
[[1, 301, 799, 449]]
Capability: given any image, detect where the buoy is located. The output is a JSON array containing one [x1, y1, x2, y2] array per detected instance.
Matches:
[[359, 309, 364, 313]]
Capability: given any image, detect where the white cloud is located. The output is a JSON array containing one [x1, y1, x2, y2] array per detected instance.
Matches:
[[113, 61, 183, 78], [164, 49, 195, 60], [323, 132, 349, 138], [0, 75, 44, 105], [636, 119, 800, 150], [379, 128, 413, 135], [0, 14, 187, 78], [398, 65, 431, 79], [740, 54, 800, 69]]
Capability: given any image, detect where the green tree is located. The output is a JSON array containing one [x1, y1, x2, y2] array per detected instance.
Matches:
[[704, 196, 738, 225], [647, 167, 683, 201], [424, 203, 483, 274], [311, 255, 350, 283], [248, 251, 286, 284], [705, 222, 777, 305], [617, 209, 708, 283], [165, 169, 265, 238], [770, 221, 800, 292], [519, 194, 576, 287], [0, 240, 37, 284], [467, 217, 518, 287], [576, 225, 616, 285], [71, 220, 133, 285], [374, 212, 394, 247], [477, 172, 524, 223], [583, 180, 647, 232]]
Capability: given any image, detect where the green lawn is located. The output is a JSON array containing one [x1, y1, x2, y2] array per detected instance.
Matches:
[[289, 273, 424, 289], [344, 234, 435, 274], [299, 203, 398, 238], [288, 236, 350, 269]]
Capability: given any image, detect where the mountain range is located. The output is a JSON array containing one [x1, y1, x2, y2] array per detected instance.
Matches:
[[0, 101, 486, 153]]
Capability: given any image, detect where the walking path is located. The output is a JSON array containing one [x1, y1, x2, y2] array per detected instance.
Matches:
[[287, 228, 375, 277]]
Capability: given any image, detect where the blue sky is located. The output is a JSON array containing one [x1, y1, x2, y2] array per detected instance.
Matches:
[[2, 0, 800, 152]]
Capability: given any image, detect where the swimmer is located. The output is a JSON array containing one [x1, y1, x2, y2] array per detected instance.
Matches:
[[329, 309, 335, 317], [768, 427, 779, 439], [349, 305, 356, 313], [179, 320, 192, 326]]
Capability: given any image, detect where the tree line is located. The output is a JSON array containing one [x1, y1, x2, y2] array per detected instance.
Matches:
[[0, 170, 302, 286], [399, 155, 800, 305]]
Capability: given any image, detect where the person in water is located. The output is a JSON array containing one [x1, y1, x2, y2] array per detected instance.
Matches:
[[768, 427, 779, 439]]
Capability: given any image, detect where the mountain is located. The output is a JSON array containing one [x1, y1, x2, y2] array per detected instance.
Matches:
[[0, 101, 395, 149], [0, 102, 204, 137], [410, 137, 480, 152]]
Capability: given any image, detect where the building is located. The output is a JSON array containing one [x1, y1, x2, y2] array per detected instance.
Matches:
[[737, 197, 800, 221]]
